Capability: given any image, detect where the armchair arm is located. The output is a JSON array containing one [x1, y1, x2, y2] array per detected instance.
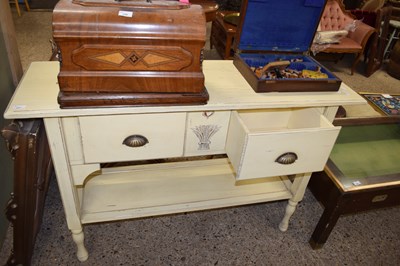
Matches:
[[347, 21, 375, 46]]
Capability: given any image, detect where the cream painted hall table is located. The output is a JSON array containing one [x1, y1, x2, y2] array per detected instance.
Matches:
[[4, 60, 365, 262]]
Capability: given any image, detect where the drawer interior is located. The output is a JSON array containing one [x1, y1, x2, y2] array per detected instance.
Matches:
[[236, 108, 333, 133]]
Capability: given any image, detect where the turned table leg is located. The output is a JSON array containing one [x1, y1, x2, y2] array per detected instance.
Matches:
[[44, 118, 89, 261], [279, 199, 298, 231], [279, 173, 312, 232], [71, 229, 89, 262]]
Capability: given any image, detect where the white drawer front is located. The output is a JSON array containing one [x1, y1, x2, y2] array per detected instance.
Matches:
[[184, 111, 231, 156], [226, 109, 340, 180], [79, 113, 186, 163]]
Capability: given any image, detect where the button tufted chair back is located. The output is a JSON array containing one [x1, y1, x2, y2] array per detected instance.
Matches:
[[315, 0, 375, 75], [319, 0, 354, 31]]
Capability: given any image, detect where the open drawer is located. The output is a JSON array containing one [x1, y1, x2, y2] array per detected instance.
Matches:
[[226, 108, 340, 180]]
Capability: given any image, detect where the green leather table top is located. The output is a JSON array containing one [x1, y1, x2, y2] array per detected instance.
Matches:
[[329, 123, 400, 190]]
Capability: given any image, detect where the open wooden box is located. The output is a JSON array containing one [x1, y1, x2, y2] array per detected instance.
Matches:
[[233, 0, 342, 93]]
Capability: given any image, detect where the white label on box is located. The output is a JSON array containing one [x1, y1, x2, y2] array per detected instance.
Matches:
[[382, 94, 393, 98], [118, 11, 133, 18]]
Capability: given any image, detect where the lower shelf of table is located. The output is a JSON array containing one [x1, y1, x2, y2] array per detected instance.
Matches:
[[80, 158, 292, 224]]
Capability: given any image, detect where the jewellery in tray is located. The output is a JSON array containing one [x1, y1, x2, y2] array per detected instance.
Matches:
[[252, 59, 328, 80], [301, 67, 328, 79]]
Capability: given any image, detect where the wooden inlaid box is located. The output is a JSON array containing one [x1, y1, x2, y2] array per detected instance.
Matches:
[[52, 0, 208, 108], [233, 0, 342, 93]]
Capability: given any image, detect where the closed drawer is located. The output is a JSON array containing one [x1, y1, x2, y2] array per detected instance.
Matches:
[[79, 113, 186, 163], [226, 108, 340, 180]]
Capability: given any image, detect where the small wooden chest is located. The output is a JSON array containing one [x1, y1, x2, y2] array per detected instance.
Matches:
[[233, 0, 342, 93], [52, 0, 208, 108]]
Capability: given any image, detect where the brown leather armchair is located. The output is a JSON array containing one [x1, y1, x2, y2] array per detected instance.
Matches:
[[316, 0, 375, 75]]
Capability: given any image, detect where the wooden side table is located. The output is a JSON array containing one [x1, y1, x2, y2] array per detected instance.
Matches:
[[210, 11, 238, 59], [309, 117, 400, 249]]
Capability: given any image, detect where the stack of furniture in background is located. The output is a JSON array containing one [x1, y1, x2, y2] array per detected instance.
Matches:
[[209, 0, 242, 59], [314, 0, 375, 75], [385, 2, 400, 79], [346, 0, 400, 78], [210, 11, 238, 59], [9, 0, 30, 16], [214, 0, 242, 11], [191, 0, 219, 22], [350, 5, 393, 77]]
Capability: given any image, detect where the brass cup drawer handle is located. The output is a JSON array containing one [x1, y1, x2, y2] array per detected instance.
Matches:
[[275, 152, 298, 165], [123, 135, 149, 148]]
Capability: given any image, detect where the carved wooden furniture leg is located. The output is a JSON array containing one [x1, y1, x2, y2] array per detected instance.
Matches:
[[43, 118, 88, 261], [1, 119, 53, 266], [279, 173, 312, 232]]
